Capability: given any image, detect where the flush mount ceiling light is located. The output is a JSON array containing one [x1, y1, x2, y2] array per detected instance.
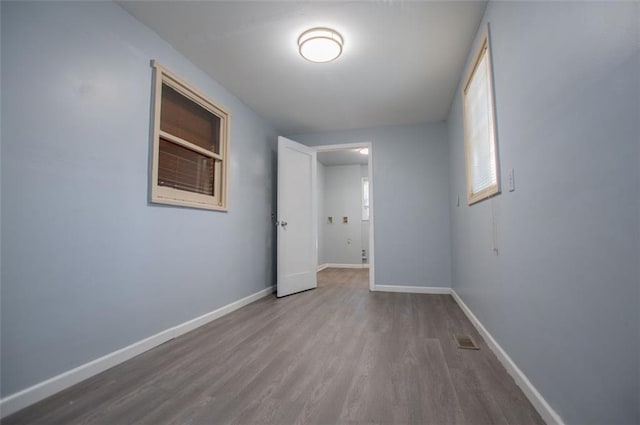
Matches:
[[298, 28, 344, 63]]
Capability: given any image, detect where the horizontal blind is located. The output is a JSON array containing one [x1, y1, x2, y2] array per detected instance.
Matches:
[[161, 84, 221, 154], [158, 138, 215, 196], [464, 47, 497, 196]]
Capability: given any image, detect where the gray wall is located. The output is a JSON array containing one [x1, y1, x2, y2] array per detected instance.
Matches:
[[321, 165, 365, 265], [447, 2, 639, 424], [1, 1, 277, 397], [290, 123, 451, 287]]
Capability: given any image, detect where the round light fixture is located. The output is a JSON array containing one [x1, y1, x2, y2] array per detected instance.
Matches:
[[298, 28, 343, 63]]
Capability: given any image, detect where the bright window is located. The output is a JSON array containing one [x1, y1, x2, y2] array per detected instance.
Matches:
[[463, 29, 500, 205], [361, 177, 370, 220], [150, 61, 230, 211]]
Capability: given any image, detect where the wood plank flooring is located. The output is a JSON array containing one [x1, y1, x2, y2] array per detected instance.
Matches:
[[2, 269, 545, 425]]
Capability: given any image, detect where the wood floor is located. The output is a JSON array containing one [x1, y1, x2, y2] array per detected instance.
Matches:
[[3, 269, 545, 425]]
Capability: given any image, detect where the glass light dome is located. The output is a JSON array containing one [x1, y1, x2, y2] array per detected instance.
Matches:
[[298, 28, 344, 63]]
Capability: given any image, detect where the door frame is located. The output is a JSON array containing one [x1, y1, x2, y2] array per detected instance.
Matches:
[[314, 142, 375, 292]]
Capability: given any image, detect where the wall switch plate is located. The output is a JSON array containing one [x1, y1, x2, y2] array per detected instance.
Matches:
[[508, 168, 515, 192]]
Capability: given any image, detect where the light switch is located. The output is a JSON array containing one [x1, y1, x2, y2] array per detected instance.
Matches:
[[508, 168, 515, 192]]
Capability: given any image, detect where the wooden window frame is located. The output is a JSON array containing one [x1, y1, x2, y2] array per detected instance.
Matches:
[[462, 25, 500, 205], [150, 61, 231, 211]]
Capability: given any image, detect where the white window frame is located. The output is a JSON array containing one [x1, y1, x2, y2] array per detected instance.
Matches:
[[150, 61, 231, 211], [361, 177, 370, 221], [462, 25, 500, 205]]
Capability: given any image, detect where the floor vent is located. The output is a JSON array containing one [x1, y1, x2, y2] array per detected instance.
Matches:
[[454, 334, 480, 350]]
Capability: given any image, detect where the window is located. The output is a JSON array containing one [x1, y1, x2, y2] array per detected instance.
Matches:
[[361, 177, 370, 220], [462, 27, 500, 205], [150, 61, 230, 211]]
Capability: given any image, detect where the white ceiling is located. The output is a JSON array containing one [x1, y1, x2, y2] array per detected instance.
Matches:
[[118, 1, 487, 134], [318, 149, 369, 166]]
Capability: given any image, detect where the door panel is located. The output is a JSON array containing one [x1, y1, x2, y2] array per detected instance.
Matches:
[[277, 137, 317, 297]]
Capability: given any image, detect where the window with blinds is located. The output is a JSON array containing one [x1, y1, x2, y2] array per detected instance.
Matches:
[[361, 177, 370, 221], [150, 61, 230, 211], [463, 29, 500, 205]]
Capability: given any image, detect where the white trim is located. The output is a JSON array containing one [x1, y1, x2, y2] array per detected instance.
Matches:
[[317, 264, 329, 272], [451, 290, 564, 425], [374, 285, 451, 294], [323, 263, 369, 269], [0, 285, 275, 418]]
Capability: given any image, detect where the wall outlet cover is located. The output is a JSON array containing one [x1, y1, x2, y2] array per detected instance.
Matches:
[[508, 168, 515, 192]]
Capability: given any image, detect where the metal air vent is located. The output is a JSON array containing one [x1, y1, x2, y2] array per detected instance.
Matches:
[[454, 334, 480, 350]]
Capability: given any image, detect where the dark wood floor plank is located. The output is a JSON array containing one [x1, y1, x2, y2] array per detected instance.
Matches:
[[2, 269, 545, 425]]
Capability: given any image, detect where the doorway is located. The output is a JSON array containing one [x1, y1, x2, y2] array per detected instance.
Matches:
[[276, 138, 375, 297], [315, 143, 375, 292]]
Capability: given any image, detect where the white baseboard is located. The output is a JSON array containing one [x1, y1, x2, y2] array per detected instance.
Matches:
[[374, 284, 451, 294], [450, 290, 564, 425], [317, 264, 329, 272], [0, 285, 275, 418], [322, 263, 369, 269]]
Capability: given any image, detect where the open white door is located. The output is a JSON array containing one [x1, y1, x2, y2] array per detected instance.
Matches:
[[277, 136, 317, 297]]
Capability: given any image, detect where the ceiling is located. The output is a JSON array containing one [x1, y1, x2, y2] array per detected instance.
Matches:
[[318, 149, 369, 166], [118, 1, 487, 134]]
